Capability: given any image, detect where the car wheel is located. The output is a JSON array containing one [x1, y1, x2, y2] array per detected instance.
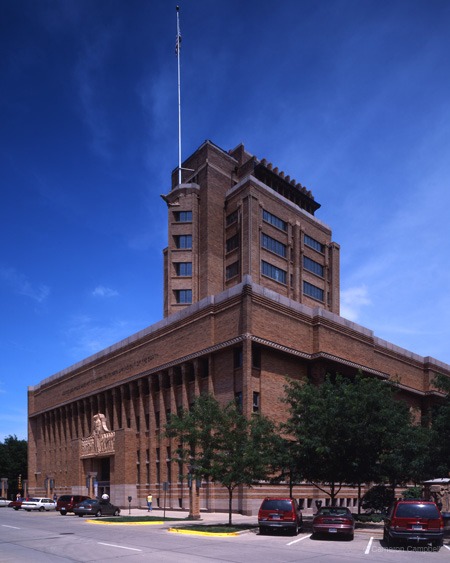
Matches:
[[113, 509, 120, 516], [259, 527, 265, 535], [78, 514, 83, 517], [14, 507, 19, 511], [60, 510, 67, 515], [292, 523, 299, 536], [39, 507, 45, 512], [95, 510, 102, 517]]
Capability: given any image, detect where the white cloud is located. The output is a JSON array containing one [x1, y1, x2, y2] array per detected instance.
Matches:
[[64, 315, 129, 360], [340, 285, 371, 322], [92, 285, 119, 298], [0, 266, 50, 303]]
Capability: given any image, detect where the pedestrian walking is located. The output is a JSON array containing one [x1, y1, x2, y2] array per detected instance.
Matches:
[[147, 493, 153, 512]]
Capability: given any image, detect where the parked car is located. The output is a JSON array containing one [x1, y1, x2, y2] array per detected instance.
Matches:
[[383, 500, 444, 547], [73, 498, 120, 518], [312, 506, 355, 540], [258, 497, 303, 535], [56, 495, 91, 515], [0, 497, 10, 507], [8, 498, 25, 510], [21, 498, 56, 512]]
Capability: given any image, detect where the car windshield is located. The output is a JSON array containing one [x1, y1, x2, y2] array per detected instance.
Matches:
[[318, 508, 351, 516], [396, 504, 440, 518], [261, 500, 293, 511], [58, 496, 71, 502], [27, 498, 39, 502]]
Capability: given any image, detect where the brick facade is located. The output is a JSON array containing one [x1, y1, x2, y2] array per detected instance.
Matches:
[[27, 141, 450, 515]]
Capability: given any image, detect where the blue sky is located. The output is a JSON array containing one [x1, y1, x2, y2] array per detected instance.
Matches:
[[2, 0, 450, 442]]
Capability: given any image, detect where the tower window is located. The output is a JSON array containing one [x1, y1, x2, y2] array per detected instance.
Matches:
[[263, 209, 287, 232], [175, 289, 192, 304], [175, 262, 192, 276], [261, 260, 287, 284], [303, 256, 324, 277], [174, 210, 192, 222], [226, 210, 238, 226], [304, 234, 325, 253], [226, 234, 239, 253], [175, 235, 192, 249], [261, 233, 287, 258], [303, 281, 324, 302], [226, 261, 239, 280]]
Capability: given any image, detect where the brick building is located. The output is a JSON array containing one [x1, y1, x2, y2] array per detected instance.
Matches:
[[27, 141, 450, 514]]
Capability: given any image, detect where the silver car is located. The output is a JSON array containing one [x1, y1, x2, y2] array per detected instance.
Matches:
[[21, 498, 56, 511]]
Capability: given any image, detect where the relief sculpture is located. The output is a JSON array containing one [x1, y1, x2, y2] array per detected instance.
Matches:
[[81, 413, 115, 457]]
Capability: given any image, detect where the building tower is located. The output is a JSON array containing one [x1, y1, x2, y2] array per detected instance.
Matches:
[[162, 141, 340, 318]]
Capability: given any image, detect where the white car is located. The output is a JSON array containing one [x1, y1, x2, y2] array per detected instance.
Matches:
[[0, 497, 10, 507], [21, 498, 56, 511]]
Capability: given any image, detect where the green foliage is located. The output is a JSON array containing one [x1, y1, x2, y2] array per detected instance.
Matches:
[[401, 486, 423, 500], [361, 484, 394, 513], [0, 435, 27, 497], [282, 373, 420, 501], [269, 438, 303, 498], [165, 394, 277, 525], [429, 373, 450, 476]]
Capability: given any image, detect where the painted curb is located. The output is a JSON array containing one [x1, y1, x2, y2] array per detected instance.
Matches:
[[87, 519, 165, 525], [168, 527, 239, 537]]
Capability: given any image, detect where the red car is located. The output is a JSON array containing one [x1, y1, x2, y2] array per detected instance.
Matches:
[[258, 497, 303, 535], [312, 506, 355, 540], [8, 497, 25, 510], [383, 500, 443, 547]]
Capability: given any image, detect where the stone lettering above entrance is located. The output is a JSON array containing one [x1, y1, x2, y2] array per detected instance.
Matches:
[[81, 413, 115, 458]]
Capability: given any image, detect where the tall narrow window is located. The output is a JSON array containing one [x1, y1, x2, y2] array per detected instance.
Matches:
[[226, 234, 239, 253], [233, 347, 243, 369], [226, 261, 239, 280], [235, 392, 243, 413], [253, 392, 260, 413]]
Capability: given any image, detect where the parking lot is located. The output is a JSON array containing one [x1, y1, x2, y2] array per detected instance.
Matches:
[[2, 507, 450, 562]]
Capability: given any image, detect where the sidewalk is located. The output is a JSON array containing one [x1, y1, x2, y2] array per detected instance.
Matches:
[[124, 507, 385, 535]]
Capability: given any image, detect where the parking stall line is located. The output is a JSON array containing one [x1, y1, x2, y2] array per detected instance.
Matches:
[[444, 545, 450, 551], [97, 542, 142, 552], [287, 534, 312, 546], [2, 525, 21, 529], [364, 537, 374, 555]]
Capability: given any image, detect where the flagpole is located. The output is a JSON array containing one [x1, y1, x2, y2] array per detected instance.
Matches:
[[176, 5, 182, 185]]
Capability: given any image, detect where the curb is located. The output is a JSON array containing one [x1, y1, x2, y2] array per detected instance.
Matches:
[[86, 519, 165, 525], [168, 527, 239, 537]]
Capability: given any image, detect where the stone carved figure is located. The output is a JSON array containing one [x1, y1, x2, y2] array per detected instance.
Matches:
[[81, 413, 115, 457]]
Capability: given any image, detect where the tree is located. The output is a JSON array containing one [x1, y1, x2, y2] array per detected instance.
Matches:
[[0, 435, 27, 498], [269, 437, 303, 499], [212, 403, 277, 524], [166, 394, 277, 525], [283, 373, 415, 505], [361, 484, 394, 513], [428, 373, 450, 476]]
